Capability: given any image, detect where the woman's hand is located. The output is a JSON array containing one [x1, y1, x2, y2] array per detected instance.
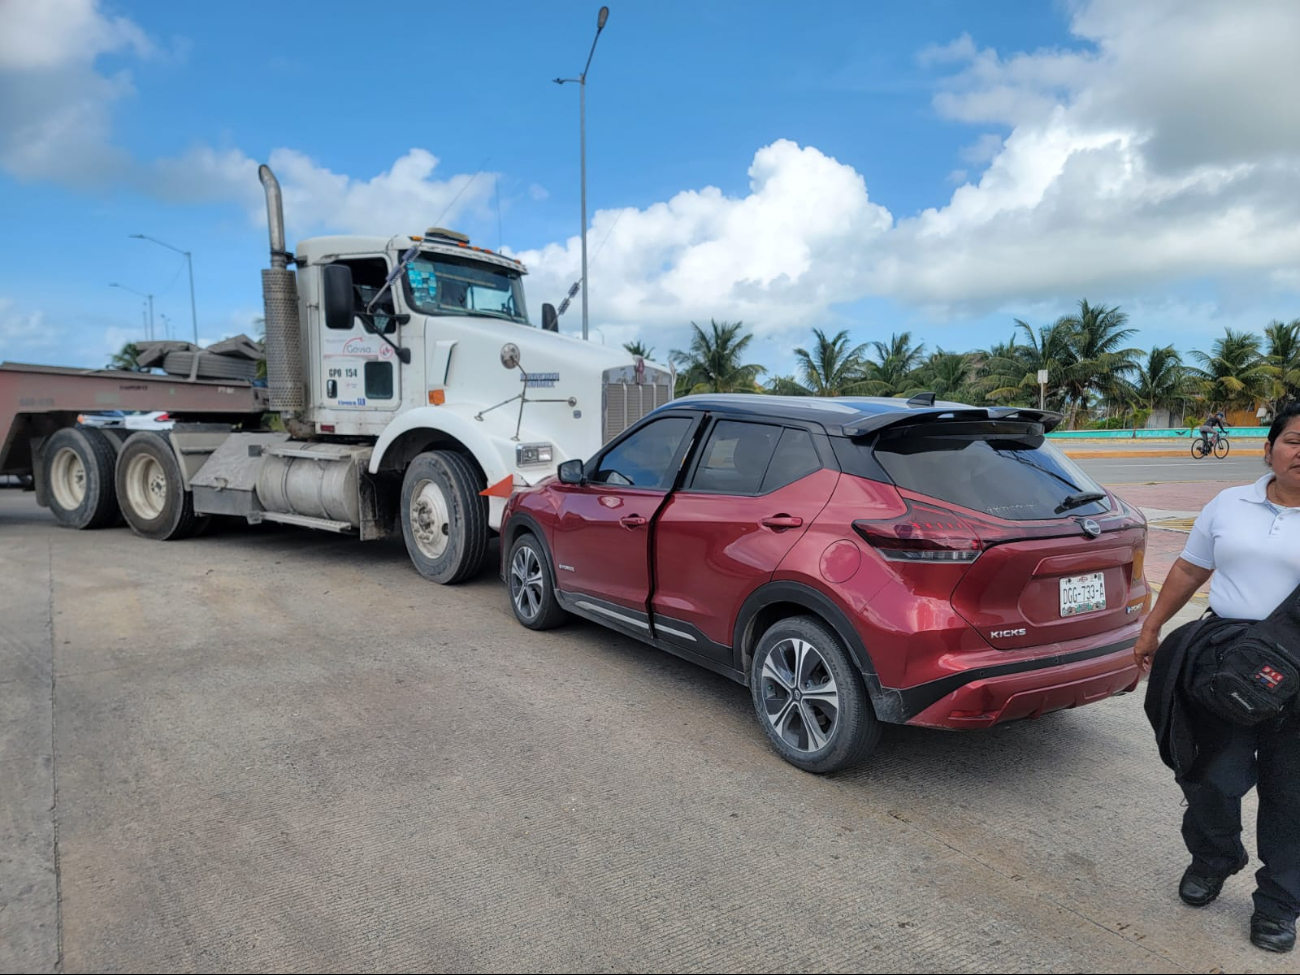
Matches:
[[1133, 624, 1160, 674]]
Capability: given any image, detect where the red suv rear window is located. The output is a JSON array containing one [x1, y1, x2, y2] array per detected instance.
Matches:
[[871, 421, 1110, 521]]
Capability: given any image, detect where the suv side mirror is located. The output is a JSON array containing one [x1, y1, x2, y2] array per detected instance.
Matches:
[[557, 459, 585, 484], [322, 264, 354, 332], [542, 302, 559, 332]]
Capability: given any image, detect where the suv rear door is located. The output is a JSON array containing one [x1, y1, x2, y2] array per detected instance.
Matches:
[[651, 419, 838, 659]]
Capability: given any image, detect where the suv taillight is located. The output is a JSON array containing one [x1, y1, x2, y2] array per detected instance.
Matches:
[[853, 501, 984, 563]]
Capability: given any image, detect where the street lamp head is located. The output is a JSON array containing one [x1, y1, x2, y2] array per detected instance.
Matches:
[[597, 6, 609, 30], [129, 233, 144, 239]]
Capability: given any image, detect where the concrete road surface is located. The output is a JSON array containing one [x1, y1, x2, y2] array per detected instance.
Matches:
[[1, 487, 1290, 975]]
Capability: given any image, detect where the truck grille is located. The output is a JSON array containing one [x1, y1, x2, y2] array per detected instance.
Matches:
[[602, 369, 673, 443]]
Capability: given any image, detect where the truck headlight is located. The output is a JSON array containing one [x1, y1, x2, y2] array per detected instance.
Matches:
[[516, 442, 554, 466]]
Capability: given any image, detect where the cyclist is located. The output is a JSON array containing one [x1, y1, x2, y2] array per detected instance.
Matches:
[[1198, 410, 1228, 455]]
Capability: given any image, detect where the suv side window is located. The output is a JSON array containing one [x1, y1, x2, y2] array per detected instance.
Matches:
[[690, 420, 783, 495], [590, 417, 693, 490], [761, 427, 822, 493]]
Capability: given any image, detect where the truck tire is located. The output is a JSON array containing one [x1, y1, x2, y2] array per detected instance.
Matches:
[[115, 431, 206, 540], [401, 450, 489, 584], [42, 427, 119, 529]]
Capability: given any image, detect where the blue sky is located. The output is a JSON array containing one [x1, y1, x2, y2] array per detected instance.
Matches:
[[2, 0, 1299, 376]]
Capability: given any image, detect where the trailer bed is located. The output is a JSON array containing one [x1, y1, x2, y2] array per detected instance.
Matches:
[[0, 362, 268, 475]]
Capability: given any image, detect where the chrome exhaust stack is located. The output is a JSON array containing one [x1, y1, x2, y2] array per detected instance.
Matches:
[[259, 164, 304, 412]]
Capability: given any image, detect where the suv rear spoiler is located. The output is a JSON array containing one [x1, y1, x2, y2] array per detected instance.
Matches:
[[842, 405, 1064, 438]]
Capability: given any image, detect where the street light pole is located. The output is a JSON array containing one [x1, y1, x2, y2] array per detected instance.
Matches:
[[554, 6, 610, 342], [130, 234, 199, 345], [110, 283, 155, 341]]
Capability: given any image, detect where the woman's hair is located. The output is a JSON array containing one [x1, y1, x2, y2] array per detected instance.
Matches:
[[1267, 401, 1300, 447]]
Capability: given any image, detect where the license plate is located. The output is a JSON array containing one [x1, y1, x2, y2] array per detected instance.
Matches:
[[1060, 572, 1106, 616]]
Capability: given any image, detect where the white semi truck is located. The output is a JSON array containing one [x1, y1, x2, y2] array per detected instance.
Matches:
[[0, 165, 674, 583]]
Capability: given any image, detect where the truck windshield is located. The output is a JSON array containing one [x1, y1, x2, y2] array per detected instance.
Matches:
[[403, 254, 529, 325]]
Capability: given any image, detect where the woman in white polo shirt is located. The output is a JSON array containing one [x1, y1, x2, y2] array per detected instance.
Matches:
[[1134, 402, 1300, 953]]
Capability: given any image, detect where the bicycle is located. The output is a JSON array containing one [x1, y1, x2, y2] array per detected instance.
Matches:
[[1191, 431, 1231, 459]]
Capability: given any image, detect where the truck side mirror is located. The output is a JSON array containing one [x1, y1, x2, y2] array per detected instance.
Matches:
[[322, 264, 354, 332], [542, 302, 559, 332], [557, 459, 585, 484]]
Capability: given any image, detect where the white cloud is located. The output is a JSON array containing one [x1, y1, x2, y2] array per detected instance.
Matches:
[[0, 0, 151, 71], [0, 0, 151, 185], [511, 139, 892, 336], [153, 146, 497, 239]]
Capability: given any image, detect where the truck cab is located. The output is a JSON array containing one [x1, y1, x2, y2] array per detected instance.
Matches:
[[0, 164, 674, 588]]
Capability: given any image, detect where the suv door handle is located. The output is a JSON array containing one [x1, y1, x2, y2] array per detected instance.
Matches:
[[761, 514, 803, 530], [620, 515, 647, 529]]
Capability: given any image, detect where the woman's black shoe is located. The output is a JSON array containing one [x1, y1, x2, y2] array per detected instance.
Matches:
[[1178, 854, 1249, 907], [1250, 914, 1296, 953]]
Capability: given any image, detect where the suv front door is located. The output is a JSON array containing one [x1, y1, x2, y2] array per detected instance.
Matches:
[[551, 414, 699, 624]]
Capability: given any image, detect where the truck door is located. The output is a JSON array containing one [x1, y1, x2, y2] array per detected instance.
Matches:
[[320, 257, 402, 412]]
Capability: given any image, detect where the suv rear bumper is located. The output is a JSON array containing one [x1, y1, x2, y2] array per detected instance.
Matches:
[[901, 641, 1139, 729]]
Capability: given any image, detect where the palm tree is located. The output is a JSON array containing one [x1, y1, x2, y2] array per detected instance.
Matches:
[[792, 328, 870, 396], [670, 319, 765, 394], [1191, 328, 1276, 412], [107, 342, 145, 372], [908, 349, 978, 402], [1118, 345, 1191, 431], [624, 340, 655, 360], [1265, 318, 1300, 411], [764, 375, 812, 396], [857, 331, 926, 396], [977, 320, 1068, 407], [1055, 299, 1142, 423]]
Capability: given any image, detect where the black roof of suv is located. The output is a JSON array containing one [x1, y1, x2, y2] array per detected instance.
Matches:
[[662, 394, 1064, 437]]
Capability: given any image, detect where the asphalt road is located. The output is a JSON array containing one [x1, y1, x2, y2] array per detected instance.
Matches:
[[1074, 453, 1263, 484], [1, 487, 1290, 974]]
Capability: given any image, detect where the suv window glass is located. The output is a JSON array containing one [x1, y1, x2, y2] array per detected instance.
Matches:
[[761, 428, 822, 493], [692, 421, 782, 494], [591, 417, 693, 490], [872, 422, 1110, 520]]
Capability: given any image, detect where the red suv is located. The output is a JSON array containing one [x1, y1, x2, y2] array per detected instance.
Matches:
[[500, 394, 1149, 773]]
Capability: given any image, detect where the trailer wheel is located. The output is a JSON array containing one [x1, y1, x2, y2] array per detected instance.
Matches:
[[115, 432, 206, 540], [43, 427, 119, 529], [400, 450, 489, 584]]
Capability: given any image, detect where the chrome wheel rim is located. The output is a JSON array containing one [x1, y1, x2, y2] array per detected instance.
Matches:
[[410, 478, 451, 559], [760, 638, 840, 753], [510, 544, 545, 619]]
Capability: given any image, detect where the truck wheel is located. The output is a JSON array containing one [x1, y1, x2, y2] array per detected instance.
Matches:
[[115, 432, 205, 540], [750, 616, 880, 774], [401, 450, 489, 584], [43, 427, 119, 529], [507, 532, 570, 630]]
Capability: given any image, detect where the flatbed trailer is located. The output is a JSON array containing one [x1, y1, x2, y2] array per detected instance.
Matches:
[[0, 361, 267, 520]]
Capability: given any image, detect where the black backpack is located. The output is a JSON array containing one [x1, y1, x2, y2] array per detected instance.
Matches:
[[1188, 578, 1300, 726]]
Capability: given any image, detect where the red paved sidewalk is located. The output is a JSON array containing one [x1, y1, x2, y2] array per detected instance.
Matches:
[[1107, 481, 1228, 598]]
